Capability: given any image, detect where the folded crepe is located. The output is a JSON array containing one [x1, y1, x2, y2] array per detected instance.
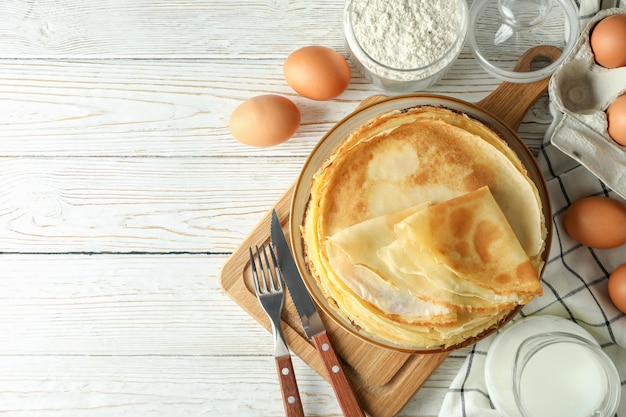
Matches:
[[302, 105, 547, 349], [323, 187, 541, 348], [391, 186, 542, 299]]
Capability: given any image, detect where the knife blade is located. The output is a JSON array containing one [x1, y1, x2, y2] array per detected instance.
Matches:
[[271, 209, 365, 417]]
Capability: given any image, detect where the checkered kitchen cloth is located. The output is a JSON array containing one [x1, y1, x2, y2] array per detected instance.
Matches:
[[439, 2, 626, 416]]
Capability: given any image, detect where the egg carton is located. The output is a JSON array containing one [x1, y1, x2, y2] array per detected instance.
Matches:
[[548, 7, 626, 199]]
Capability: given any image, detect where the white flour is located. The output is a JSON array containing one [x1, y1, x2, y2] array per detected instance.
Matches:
[[349, 0, 464, 77]]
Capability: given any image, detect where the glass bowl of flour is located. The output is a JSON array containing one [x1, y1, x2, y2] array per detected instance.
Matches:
[[343, 0, 468, 92]]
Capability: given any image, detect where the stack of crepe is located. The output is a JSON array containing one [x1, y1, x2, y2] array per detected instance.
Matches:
[[302, 106, 547, 349]]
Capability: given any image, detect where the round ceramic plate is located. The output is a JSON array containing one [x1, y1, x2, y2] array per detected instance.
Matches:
[[289, 94, 553, 353]]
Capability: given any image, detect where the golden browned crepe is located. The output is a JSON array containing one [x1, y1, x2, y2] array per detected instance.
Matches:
[[302, 105, 546, 349], [389, 187, 543, 299]]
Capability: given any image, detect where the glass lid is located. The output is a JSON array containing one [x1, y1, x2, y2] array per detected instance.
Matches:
[[469, 0, 579, 82]]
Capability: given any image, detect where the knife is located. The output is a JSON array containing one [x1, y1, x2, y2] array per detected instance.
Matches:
[[271, 209, 366, 417]]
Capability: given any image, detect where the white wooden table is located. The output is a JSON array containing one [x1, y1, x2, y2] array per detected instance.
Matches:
[[0, 1, 556, 416]]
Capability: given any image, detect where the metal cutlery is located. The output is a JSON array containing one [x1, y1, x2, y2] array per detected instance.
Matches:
[[270, 210, 366, 417], [249, 244, 305, 417]]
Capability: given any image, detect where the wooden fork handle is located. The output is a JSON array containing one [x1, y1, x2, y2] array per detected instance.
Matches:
[[275, 354, 305, 417], [312, 331, 366, 417]]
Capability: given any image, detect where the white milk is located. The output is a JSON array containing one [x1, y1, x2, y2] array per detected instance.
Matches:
[[485, 316, 620, 417], [517, 342, 606, 417]]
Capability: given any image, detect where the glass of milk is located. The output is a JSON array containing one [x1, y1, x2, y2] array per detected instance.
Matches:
[[512, 331, 620, 417]]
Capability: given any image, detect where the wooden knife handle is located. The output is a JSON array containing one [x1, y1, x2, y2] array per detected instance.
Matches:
[[312, 331, 366, 417], [275, 355, 305, 417]]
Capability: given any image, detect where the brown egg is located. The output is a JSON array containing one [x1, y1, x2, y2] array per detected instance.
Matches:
[[228, 95, 300, 147], [607, 94, 626, 146], [284, 46, 351, 101], [564, 196, 626, 249], [608, 264, 626, 313], [590, 14, 626, 69]]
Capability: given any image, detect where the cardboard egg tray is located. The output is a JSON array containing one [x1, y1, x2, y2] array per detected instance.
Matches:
[[548, 8, 626, 199]]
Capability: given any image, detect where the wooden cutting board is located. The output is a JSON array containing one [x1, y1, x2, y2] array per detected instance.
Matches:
[[220, 46, 561, 417]]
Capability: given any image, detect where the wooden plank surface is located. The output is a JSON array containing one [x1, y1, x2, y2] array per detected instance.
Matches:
[[0, 60, 550, 156], [0, 0, 345, 58], [0, 0, 561, 416], [0, 157, 297, 252], [0, 253, 470, 416]]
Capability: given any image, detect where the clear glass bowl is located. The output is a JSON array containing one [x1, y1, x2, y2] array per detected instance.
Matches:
[[469, 0, 579, 82], [343, 0, 468, 92]]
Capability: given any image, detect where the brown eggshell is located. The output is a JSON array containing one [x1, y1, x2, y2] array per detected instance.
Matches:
[[590, 14, 626, 69], [607, 94, 626, 146], [228, 95, 300, 147], [608, 264, 626, 313], [284, 46, 351, 101], [563, 196, 626, 249]]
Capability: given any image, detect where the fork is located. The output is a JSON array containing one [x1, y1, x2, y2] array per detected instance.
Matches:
[[250, 244, 305, 417]]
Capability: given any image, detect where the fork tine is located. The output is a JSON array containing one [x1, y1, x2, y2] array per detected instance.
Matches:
[[268, 244, 283, 292], [250, 243, 285, 297], [256, 245, 269, 293], [249, 246, 261, 295], [260, 244, 278, 292]]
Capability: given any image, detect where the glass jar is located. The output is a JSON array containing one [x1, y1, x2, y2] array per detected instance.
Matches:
[[485, 315, 621, 417], [513, 332, 621, 417]]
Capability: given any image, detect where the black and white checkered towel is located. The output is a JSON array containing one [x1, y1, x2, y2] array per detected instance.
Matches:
[[439, 2, 626, 416]]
